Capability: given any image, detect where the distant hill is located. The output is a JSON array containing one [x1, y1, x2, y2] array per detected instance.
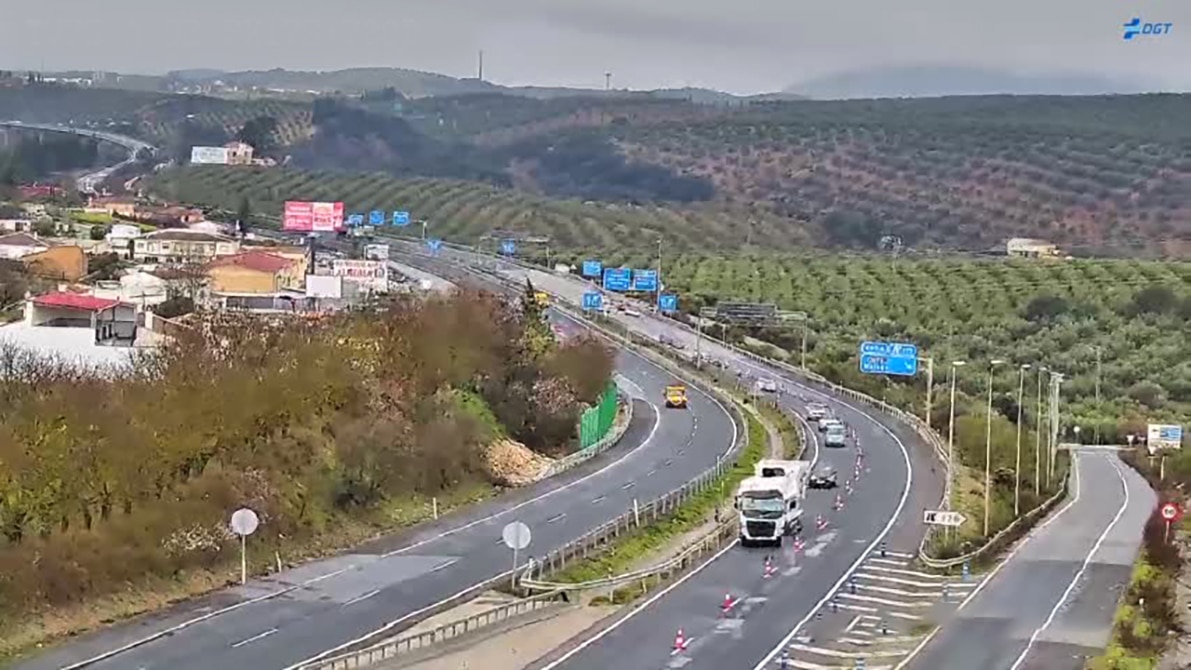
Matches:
[[787, 65, 1156, 99], [35, 67, 800, 103]]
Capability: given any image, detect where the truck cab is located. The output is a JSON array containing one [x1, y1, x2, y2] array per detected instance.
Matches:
[[664, 384, 688, 409], [735, 460, 809, 546]]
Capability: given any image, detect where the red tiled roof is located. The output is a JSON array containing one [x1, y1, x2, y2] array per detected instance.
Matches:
[[208, 251, 295, 274], [32, 292, 123, 312]]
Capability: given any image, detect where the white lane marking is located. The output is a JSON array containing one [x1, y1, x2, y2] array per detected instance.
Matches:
[[546, 513, 567, 524], [854, 572, 961, 588], [647, 469, 658, 477], [893, 451, 1086, 669], [789, 644, 907, 658], [862, 565, 948, 580], [784, 661, 894, 670], [852, 583, 941, 598], [284, 309, 742, 670], [751, 396, 915, 669], [1007, 454, 1131, 670], [591, 495, 606, 504], [867, 557, 910, 567], [341, 589, 380, 608], [429, 558, 460, 573], [621, 481, 635, 490], [536, 540, 740, 670], [230, 628, 278, 648], [837, 593, 930, 608]]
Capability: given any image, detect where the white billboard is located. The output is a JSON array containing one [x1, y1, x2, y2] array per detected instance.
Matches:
[[1148, 424, 1184, 453], [331, 259, 389, 293], [363, 244, 390, 261], [305, 275, 343, 299], [190, 146, 230, 165]]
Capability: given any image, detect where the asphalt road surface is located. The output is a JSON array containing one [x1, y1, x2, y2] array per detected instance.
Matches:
[[901, 449, 1155, 670], [399, 244, 946, 670], [14, 312, 736, 670]]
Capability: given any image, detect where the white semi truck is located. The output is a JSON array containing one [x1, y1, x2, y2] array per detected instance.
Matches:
[[735, 459, 810, 547]]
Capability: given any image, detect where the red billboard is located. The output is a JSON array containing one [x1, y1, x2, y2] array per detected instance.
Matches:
[[283, 201, 345, 232]]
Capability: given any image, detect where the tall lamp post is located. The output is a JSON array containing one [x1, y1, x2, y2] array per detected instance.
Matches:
[[984, 359, 1005, 537], [1014, 364, 1031, 517], [1035, 366, 1047, 497], [946, 360, 967, 510]]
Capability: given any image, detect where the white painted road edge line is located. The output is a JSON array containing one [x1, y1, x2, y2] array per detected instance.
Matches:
[[749, 383, 916, 670], [1007, 454, 1131, 670], [892, 450, 1087, 669], [341, 590, 380, 608], [537, 539, 741, 670], [230, 628, 278, 649]]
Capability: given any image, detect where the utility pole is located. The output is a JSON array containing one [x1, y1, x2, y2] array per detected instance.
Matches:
[[984, 360, 1005, 538], [921, 357, 935, 430], [1014, 364, 1030, 516], [1093, 346, 1102, 445], [478, 50, 484, 81], [605, 72, 612, 91], [656, 237, 663, 311], [1035, 366, 1045, 497]]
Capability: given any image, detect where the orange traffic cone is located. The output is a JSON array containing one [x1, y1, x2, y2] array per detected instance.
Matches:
[[673, 628, 688, 651], [721, 592, 736, 613]]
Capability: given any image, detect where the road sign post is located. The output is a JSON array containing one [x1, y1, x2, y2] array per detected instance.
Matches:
[[1161, 502, 1182, 544], [230, 508, 260, 585], [922, 509, 968, 527], [502, 521, 532, 589]]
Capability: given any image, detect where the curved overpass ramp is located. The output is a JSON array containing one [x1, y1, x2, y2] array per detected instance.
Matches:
[[0, 120, 155, 192]]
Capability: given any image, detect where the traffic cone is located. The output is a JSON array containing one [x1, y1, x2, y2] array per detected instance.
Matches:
[[721, 593, 736, 614], [816, 514, 828, 531], [673, 628, 689, 651], [834, 493, 844, 510], [763, 555, 776, 579]]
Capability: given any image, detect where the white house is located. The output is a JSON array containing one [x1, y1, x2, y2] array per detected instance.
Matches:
[[105, 223, 142, 251], [132, 229, 240, 264], [0, 233, 50, 260]]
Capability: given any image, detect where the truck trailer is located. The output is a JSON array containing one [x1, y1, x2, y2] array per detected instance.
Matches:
[[735, 460, 809, 546]]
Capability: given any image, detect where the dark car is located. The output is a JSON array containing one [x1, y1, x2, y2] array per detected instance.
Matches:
[[808, 467, 838, 489]]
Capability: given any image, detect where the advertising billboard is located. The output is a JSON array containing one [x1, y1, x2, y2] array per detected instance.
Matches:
[[363, 244, 390, 261], [283, 201, 345, 233], [190, 146, 230, 165], [331, 259, 389, 293], [1148, 423, 1184, 452]]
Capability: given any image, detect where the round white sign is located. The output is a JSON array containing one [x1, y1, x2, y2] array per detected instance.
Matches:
[[501, 521, 532, 551], [1161, 503, 1180, 521], [230, 508, 260, 537]]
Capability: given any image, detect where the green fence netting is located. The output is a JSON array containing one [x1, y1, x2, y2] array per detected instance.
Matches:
[[578, 382, 618, 449]]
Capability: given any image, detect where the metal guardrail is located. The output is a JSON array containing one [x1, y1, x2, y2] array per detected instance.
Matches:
[[307, 592, 569, 670], [521, 519, 738, 593], [297, 259, 749, 670], [395, 239, 1078, 571]]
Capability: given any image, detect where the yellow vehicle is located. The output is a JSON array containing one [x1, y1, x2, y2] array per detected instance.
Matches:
[[534, 291, 550, 307], [665, 384, 688, 409]]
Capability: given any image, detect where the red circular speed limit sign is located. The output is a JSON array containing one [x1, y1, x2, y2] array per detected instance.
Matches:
[[1161, 502, 1182, 522]]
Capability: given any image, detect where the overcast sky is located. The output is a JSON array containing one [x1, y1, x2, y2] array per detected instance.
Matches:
[[2, 0, 1188, 93]]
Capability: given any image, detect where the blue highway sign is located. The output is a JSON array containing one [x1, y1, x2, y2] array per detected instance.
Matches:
[[631, 269, 659, 292], [426, 238, 443, 253], [582, 260, 603, 278], [582, 292, 603, 311], [500, 240, 517, 255], [346, 213, 364, 227], [369, 210, 385, 226], [602, 268, 632, 292], [658, 293, 678, 312], [393, 211, 411, 226], [859, 341, 919, 376]]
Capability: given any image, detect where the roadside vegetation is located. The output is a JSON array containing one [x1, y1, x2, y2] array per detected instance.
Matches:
[[1090, 450, 1187, 669], [0, 289, 612, 655]]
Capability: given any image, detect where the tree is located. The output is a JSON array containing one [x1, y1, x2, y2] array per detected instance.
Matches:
[[235, 196, 251, 236], [89, 225, 110, 241], [31, 219, 56, 237], [236, 116, 280, 157]]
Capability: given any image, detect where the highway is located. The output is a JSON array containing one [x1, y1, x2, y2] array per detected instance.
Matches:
[[900, 449, 1155, 670], [13, 302, 737, 668], [393, 243, 948, 670], [0, 120, 155, 192]]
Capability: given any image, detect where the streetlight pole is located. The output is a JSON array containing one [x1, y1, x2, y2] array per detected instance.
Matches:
[[946, 360, 966, 511], [920, 357, 935, 430], [655, 237, 663, 312], [1014, 364, 1030, 516], [1093, 346, 1102, 445], [985, 359, 1005, 537], [1035, 366, 1046, 497]]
